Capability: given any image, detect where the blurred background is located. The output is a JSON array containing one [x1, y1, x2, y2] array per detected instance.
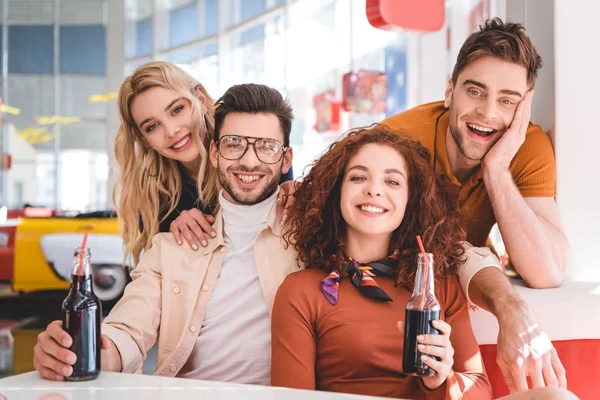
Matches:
[[0, 0, 598, 390], [0, 0, 506, 213]]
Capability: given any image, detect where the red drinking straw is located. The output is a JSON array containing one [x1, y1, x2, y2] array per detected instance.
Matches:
[[78, 233, 89, 276], [416, 235, 428, 310]]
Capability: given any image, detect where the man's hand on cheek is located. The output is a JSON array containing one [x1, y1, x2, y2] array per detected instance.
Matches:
[[483, 90, 534, 173]]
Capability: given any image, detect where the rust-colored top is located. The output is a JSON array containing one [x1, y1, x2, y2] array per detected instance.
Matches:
[[271, 268, 492, 399]]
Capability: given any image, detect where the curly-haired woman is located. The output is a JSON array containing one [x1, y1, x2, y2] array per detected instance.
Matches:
[[271, 126, 578, 400]]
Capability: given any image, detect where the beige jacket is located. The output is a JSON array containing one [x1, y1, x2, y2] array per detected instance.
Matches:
[[101, 203, 301, 377]]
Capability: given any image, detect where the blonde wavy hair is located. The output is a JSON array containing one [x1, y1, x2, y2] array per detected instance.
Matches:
[[112, 61, 219, 265]]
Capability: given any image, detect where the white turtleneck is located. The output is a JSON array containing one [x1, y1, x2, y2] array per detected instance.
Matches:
[[178, 187, 279, 385]]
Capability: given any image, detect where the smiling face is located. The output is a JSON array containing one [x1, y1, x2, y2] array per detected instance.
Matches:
[[340, 143, 409, 240], [130, 86, 202, 166], [210, 112, 292, 205], [445, 56, 529, 161]]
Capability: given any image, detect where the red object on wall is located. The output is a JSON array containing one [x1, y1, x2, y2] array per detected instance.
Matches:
[[0, 154, 11, 170], [312, 90, 340, 133], [342, 70, 387, 114], [480, 340, 600, 399], [366, 0, 445, 32]]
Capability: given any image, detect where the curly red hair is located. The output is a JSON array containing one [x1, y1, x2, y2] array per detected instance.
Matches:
[[284, 125, 466, 287]]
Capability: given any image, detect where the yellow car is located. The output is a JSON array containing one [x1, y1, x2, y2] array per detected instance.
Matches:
[[12, 210, 132, 304]]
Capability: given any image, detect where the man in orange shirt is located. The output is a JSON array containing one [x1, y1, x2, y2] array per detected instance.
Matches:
[[382, 18, 570, 393]]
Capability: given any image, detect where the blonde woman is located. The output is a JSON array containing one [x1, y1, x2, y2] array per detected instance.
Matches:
[[113, 61, 293, 265]]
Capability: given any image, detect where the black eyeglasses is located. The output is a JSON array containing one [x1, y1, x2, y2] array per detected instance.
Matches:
[[215, 135, 288, 164]]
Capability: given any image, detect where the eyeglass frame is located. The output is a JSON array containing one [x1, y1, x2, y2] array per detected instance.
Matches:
[[214, 135, 289, 164]]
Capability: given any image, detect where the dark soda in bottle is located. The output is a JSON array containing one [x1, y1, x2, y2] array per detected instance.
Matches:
[[61, 246, 101, 381], [402, 253, 440, 376]]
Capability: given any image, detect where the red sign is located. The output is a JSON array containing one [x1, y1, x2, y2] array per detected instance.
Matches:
[[367, 0, 445, 32]]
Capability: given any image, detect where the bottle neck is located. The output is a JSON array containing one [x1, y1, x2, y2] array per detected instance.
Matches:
[[407, 253, 439, 310], [71, 257, 91, 274], [71, 248, 94, 295], [413, 262, 435, 296]]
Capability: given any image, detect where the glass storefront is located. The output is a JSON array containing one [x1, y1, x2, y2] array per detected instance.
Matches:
[[125, 0, 402, 181], [0, 0, 491, 212], [0, 0, 109, 211]]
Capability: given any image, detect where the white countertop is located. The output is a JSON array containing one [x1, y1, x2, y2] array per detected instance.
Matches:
[[0, 372, 396, 400], [470, 279, 600, 345]]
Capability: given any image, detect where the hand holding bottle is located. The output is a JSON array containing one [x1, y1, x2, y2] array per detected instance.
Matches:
[[34, 242, 121, 381], [416, 319, 455, 390], [398, 319, 455, 389], [33, 321, 121, 381]]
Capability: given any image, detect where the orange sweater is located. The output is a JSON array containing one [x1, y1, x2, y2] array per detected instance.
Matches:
[[271, 268, 492, 400]]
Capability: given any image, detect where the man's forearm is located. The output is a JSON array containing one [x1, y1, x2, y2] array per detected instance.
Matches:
[[471, 266, 565, 393], [468, 267, 536, 343], [468, 266, 526, 319], [483, 169, 569, 288]]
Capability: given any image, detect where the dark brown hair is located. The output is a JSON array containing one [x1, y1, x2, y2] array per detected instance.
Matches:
[[213, 83, 293, 147], [283, 125, 466, 287], [452, 17, 542, 87]]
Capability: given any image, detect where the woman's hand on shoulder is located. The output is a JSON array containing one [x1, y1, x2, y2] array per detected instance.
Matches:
[[278, 180, 299, 225], [170, 208, 216, 250]]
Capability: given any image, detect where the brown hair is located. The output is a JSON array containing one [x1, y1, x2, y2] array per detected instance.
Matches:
[[213, 83, 293, 147], [452, 17, 542, 88], [283, 125, 466, 287]]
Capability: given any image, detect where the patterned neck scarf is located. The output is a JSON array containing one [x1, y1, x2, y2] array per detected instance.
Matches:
[[320, 252, 398, 306]]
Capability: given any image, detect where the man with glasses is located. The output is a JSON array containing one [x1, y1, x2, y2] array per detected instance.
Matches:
[[33, 83, 302, 384]]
